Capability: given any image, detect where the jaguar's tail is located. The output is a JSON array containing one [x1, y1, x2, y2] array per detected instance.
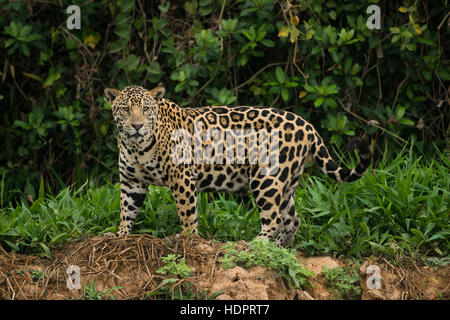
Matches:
[[312, 136, 371, 182]]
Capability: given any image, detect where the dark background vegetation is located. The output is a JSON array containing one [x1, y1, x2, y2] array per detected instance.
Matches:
[[0, 0, 448, 205]]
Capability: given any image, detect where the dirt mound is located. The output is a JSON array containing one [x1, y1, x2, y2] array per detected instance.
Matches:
[[359, 260, 450, 300], [0, 235, 295, 300], [0, 235, 228, 299], [0, 235, 448, 300]]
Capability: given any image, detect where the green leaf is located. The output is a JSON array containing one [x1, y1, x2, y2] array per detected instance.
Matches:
[[44, 67, 61, 87], [422, 69, 432, 81], [438, 68, 450, 81], [303, 84, 316, 93], [39, 176, 44, 200], [109, 39, 127, 53], [368, 36, 378, 49], [311, 46, 321, 55], [114, 21, 131, 38], [199, 6, 212, 16], [399, 118, 415, 126], [325, 98, 337, 108], [314, 97, 324, 107], [275, 67, 285, 84], [242, 27, 256, 41], [185, 0, 198, 15], [158, 1, 171, 12], [4, 38, 15, 48], [40, 243, 52, 258], [360, 222, 370, 237], [391, 35, 401, 43], [121, 0, 135, 13], [396, 106, 406, 119], [260, 39, 275, 47], [5, 240, 20, 251], [367, 241, 385, 252], [410, 228, 424, 240], [281, 87, 289, 101], [329, 10, 336, 20], [21, 43, 30, 56]]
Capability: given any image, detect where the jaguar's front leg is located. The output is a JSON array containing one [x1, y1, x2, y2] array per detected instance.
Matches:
[[116, 173, 148, 237]]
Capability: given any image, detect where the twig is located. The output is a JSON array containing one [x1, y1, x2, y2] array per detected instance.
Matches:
[[235, 62, 285, 91], [209, 251, 221, 282], [59, 26, 94, 57], [338, 99, 407, 144], [376, 60, 382, 105], [429, 282, 450, 300], [218, 0, 227, 51], [136, 0, 152, 67], [437, 10, 450, 30], [292, 41, 308, 80], [392, 77, 409, 109]]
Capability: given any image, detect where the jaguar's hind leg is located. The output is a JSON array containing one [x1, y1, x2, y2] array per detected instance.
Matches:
[[275, 193, 301, 247], [250, 175, 283, 242]]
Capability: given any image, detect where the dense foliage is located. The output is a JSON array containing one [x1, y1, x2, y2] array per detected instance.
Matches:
[[0, 148, 448, 260], [0, 0, 448, 204]]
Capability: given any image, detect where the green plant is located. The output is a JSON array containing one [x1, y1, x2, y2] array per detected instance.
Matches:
[[154, 254, 195, 300], [302, 79, 339, 109], [322, 266, 361, 299], [205, 88, 237, 105], [263, 66, 300, 102], [4, 21, 43, 56], [30, 269, 46, 281], [156, 254, 193, 279], [80, 281, 122, 300], [294, 144, 449, 260], [197, 192, 260, 242], [220, 239, 314, 289], [424, 256, 450, 268], [0, 182, 122, 256]]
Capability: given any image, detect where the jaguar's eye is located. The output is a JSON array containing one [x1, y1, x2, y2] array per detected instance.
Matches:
[[143, 107, 149, 112]]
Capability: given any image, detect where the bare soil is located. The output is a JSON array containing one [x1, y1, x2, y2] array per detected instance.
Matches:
[[0, 235, 448, 300]]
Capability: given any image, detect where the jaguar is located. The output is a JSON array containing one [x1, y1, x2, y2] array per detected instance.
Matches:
[[104, 84, 371, 246]]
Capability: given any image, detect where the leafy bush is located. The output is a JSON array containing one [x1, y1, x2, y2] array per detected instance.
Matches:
[[154, 254, 195, 299], [0, 0, 448, 204], [156, 254, 193, 279], [322, 266, 361, 299], [220, 239, 314, 289]]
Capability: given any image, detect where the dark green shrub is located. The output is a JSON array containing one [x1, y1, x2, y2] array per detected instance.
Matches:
[[0, 0, 448, 203]]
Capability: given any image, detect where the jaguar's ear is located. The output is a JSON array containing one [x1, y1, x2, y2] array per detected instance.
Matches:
[[148, 83, 165, 101], [104, 88, 121, 105]]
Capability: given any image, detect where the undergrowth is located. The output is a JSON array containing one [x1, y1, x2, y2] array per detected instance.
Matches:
[[0, 147, 448, 262], [79, 281, 122, 300], [322, 266, 361, 299], [295, 145, 449, 260], [153, 254, 195, 300], [220, 239, 314, 289]]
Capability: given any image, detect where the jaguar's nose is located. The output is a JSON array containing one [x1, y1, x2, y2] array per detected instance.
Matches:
[[132, 123, 143, 131]]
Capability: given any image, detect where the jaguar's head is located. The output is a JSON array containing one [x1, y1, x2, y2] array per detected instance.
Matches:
[[104, 84, 165, 139]]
